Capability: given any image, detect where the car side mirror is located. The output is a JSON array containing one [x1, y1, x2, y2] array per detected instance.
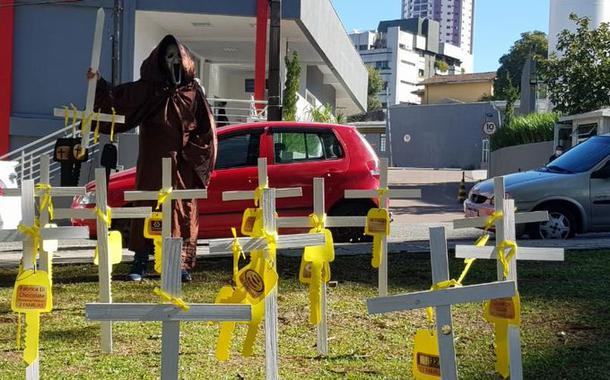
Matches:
[[592, 162, 610, 179]]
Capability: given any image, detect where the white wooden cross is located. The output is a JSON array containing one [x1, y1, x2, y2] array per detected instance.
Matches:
[[452, 177, 565, 380], [52, 8, 125, 151], [53, 168, 152, 354], [276, 177, 366, 356], [367, 226, 517, 380], [209, 158, 325, 380], [344, 157, 421, 296], [124, 157, 208, 271], [86, 238, 251, 380], [0, 179, 89, 380]]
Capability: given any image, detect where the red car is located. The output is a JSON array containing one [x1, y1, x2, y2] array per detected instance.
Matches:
[[72, 121, 380, 242]]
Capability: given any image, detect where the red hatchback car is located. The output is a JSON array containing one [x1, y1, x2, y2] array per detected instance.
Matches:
[[72, 121, 380, 241]]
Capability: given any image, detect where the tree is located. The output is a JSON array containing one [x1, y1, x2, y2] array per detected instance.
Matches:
[[503, 72, 519, 126], [494, 31, 548, 99], [434, 59, 449, 73], [367, 66, 383, 112], [282, 52, 301, 121], [539, 14, 610, 115]]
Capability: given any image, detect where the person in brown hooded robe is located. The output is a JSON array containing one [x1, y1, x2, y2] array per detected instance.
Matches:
[[91, 35, 217, 282]]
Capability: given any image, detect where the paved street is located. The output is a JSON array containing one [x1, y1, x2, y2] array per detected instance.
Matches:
[[1, 167, 609, 268]]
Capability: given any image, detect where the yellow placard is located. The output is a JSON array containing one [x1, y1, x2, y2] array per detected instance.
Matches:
[[235, 250, 277, 304], [365, 208, 390, 236], [241, 208, 263, 237], [94, 230, 123, 266], [11, 270, 52, 313], [412, 329, 441, 380], [144, 212, 163, 238], [484, 292, 521, 326]]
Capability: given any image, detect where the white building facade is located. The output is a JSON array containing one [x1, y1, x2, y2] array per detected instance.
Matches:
[[402, 0, 474, 55], [350, 18, 470, 106], [549, 0, 610, 56]]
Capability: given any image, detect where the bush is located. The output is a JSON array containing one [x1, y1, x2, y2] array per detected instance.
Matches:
[[491, 112, 559, 151]]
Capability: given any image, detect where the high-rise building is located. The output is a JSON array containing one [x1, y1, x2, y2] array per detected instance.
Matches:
[[549, 0, 610, 56], [402, 0, 474, 55], [350, 18, 472, 106]]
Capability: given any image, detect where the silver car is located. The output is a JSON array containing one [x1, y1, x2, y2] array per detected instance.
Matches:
[[464, 135, 610, 239]]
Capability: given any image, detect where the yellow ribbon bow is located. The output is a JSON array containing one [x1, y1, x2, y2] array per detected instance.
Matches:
[[35, 184, 54, 221], [17, 221, 41, 267], [156, 187, 173, 210], [496, 240, 517, 279], [253, 182, 267, 207], [153, 287, 190, 312], [95, 207, 112, 227]]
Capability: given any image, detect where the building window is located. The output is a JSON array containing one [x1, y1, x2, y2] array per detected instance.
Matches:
[[399, 43, 407, 50], [375, 61, 390, 70], [418, 69, 425, 77], [359, 44, 369, 51], [380, 134, 387, 152]]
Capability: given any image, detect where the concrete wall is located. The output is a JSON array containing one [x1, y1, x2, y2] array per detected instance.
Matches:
[[490, 141, 554, 177], [306, 66, 336, 109], [133, 12, 171, 80], [389, 102, 500, 169], [424, 81, 493, 104]]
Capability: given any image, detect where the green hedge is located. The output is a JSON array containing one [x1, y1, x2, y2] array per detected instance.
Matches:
[[491, 112, 559, 151]]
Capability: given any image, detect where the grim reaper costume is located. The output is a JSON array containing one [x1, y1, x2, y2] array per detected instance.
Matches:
[[93, 35, 217, 280]]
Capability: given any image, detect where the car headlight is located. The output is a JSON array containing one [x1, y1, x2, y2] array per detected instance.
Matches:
[[77, 191, 96, 206], [490, 192, 512, 205]]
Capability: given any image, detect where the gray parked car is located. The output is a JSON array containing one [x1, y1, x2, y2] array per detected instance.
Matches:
[[464, 135, 610, 239]]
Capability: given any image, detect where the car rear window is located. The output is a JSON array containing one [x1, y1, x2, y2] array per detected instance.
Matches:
[[273, 130, 344, 164], [215, 131, 261, 170]]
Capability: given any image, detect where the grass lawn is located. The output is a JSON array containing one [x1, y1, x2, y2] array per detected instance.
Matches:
[[0, 250, 609, 379]]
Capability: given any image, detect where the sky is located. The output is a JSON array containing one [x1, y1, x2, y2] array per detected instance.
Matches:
[[332, 0, 550, 72]]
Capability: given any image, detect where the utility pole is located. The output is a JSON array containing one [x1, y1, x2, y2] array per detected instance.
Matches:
[[111, 0, 123, 87], [267, 0, 282, 121]]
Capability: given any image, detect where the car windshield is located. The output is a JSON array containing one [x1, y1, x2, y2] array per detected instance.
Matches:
[[544, 136, 610, 173]]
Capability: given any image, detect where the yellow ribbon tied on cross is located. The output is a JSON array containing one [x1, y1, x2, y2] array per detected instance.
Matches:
[[299, 213, 335, 325], [17, 221, 42, 268], [153, 287, 190, 312], [93, 207, 123, 267], [11, 269, 52, 365], [35, 184, 54, 221], [144, 211, 164, 274]]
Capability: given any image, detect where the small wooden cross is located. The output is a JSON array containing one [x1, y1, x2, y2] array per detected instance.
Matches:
[[86, 238, 251, 380], [367, 226, 517, 380], [344, 157, 421, 296], [0, 179, 90, 380], [276, 177, 366, 356], [54, 167, 152, 354], [52, 8, 126, 151], [452, 177, 565, 379], [209, 158, 325, 380]]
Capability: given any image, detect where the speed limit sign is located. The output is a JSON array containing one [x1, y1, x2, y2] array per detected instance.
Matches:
[[482, 121, 497, 135]]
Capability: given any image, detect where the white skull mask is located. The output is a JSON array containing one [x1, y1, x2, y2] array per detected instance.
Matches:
[[164, 44, 182, 85]]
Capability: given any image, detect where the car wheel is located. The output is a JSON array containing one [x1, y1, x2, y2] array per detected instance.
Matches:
[[531, 207, 576, 240], [329, 200, 375, 243]]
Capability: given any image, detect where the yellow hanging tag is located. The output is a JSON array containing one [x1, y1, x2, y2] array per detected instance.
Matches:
[[11, 269, 52, 365], [365, 208, 390, 269], [214, 285, 247, 361], [231, 228, 246, 280], [300, 225, 334, 325], [300, 259, 330, 284], [412, 329, 441, 380], [493, 321, 510, 379], [156, 187, 173, 210], [241, 208, 263, 237], [236, 250, 278, 304], [144, 212, 164, 273], [484, 291, 521, 326], [153, 287, 190, 312], [94, 230, 123, 266], [241, 300, 265, 357]]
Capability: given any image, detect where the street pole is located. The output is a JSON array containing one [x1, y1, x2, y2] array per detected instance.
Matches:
[[267, 0, 282, 121], [111, 0, 123, 87], [385, 86, 393, 166]]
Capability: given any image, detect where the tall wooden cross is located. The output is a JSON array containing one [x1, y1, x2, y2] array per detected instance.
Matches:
[[344, 157, 421, 296], [53, 167, 152, 353], [86, 238, 251, 380], [452, 177, 565, 379], [367, 226, 517, 380], [0, 179, 89, 380], [209, 158, 325, 380], [124, 157, 208, 272], [52, 8, 125, 151], [276, 177, 366, 355]]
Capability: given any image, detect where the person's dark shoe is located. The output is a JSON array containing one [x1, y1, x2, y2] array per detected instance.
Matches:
[[181, 270, 192, 283], [127, 258, 148, 282]]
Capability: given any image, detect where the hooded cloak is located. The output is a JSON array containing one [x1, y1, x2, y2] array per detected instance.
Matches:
[[94, 35, 217, 270]]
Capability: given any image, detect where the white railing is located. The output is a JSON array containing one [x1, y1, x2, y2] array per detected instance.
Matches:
[[210, 97, 268, 126], [0, 121, 96, 185]]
